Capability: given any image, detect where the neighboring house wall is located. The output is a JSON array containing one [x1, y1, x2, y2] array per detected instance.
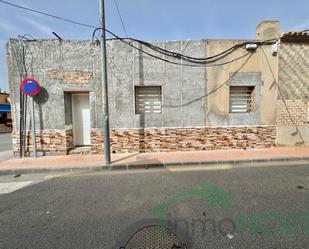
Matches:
[[7, 22, 281, 155], [0, 93, 9, 103], [205, 39, 278, 127], [276, 38, 309, 146]]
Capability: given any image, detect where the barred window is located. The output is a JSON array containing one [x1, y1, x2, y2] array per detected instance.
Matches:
[[229, 86, 255, 113], [135, 86, 162, 114]]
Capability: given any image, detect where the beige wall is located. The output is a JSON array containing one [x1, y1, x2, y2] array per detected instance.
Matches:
[[205, 39, 278, 126], [258, 42, 279, 125], [256, 21, 280, 40], [276, 125, 309, 147]]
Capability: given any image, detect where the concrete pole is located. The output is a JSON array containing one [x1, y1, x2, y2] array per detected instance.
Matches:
[[99, 0, 111, 165]]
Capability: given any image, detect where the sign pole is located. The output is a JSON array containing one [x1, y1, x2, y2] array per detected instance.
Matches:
[[23, 95, 27, 157], [30, 97, 37, 158], [20, 77, 40, 158]]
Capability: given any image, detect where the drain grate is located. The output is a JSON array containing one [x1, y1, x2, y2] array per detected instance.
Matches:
[[122, 224, 185, 249]]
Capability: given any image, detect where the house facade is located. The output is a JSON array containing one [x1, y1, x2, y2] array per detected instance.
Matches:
[[6, 21, 309, 156]]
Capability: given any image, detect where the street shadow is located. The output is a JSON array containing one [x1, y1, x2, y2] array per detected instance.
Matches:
[[111, 152, 140, 164]]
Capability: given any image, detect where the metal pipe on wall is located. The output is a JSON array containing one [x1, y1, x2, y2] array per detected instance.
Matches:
[[30, 97, 37, 157], [23, 94, 27, 156]]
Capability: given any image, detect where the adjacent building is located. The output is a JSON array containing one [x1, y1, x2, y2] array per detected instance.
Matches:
[[0, 90, 12, 131], [6, 21, 309, 156]]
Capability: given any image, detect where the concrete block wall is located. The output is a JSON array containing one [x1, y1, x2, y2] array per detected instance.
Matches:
[[7, 36, 280, 155], [90, 126, 276, 154]]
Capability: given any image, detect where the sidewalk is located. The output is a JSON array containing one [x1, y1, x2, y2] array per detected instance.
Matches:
[[0, 147, 309, 175]]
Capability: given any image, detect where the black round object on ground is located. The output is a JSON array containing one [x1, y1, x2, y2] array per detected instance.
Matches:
[[118, 218, 190, 249], [124, 224, 184, 249]]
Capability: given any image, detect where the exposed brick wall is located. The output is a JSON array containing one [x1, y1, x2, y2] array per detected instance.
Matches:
[[12, 129, 73, 155], [276, 100, 308, 125], [12, 126, 276, 156], [47, 70, 93, 84], [91, 126, 276, 154], [65, 129, 74, 150]]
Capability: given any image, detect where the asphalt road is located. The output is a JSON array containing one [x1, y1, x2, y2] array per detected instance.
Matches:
[[0, 163, 309, 249]]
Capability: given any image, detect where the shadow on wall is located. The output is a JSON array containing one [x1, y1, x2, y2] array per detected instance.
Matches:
[[33, 87, 49, 152], [34, 87, 49, 131], [138, 44, 146, 152]]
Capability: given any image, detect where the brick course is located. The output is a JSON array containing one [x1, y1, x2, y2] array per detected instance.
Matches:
[[91, 126, 276, 154], [12, 129, 73, 155], [12, 126, 276, 156]]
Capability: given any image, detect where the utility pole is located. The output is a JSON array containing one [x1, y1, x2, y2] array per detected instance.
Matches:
[[99, 0, 111, 165]]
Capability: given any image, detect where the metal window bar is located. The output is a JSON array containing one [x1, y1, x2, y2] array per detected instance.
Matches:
[[135, 86, 162, 114], [230, 86, 255, 113]]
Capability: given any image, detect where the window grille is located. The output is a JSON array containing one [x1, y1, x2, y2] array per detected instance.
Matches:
[[135, 86, 162, 114], [229, 86, 255, 113]]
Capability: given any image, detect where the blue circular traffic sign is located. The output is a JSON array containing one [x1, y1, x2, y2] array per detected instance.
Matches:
[[20, 78, 40, 97]]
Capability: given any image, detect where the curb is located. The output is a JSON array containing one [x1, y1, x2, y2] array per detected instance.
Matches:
[[0, 156, 309, 176]]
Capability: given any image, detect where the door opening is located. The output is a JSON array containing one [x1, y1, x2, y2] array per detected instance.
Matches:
[[72, 93, 90, 146]]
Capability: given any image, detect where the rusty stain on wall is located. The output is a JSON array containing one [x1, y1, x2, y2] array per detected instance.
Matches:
[[47, 70, 93, 84]]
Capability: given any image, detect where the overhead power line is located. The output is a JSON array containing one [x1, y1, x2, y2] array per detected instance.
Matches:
[[113, 0, 128, 38], [0, 0, 97, 29], [1, 0, 276, 67], [260, 47, 305, 144], [93, 27, 276, 65], [163, 52, 254, 108]]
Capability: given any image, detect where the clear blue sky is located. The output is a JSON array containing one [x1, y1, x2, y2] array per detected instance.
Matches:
[[0, 0, 308, 91]]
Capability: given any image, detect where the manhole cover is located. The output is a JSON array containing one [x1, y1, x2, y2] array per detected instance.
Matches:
[[122, 224, 185, 249]]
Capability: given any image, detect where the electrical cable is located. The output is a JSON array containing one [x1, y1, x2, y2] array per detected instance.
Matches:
[[0, 0, 97, 29], [9, 34, 39, 157], [10, 41, 24, 79], [130, 37, 277, 62], [162, 52, 254, 108], [260, 47, 305, 144], [93, 27, 277, 64], [113, 0, 128, 38], [92, 27, 269, 67], [91, 28, 205, 67], [0, 0, 277, 65], [9, 39, 26, 156]]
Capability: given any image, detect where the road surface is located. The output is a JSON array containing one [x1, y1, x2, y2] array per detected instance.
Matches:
[[0, 163, 308, 248]]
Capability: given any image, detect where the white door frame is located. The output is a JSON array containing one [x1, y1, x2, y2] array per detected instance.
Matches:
[[71, 93, 90, 146]]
